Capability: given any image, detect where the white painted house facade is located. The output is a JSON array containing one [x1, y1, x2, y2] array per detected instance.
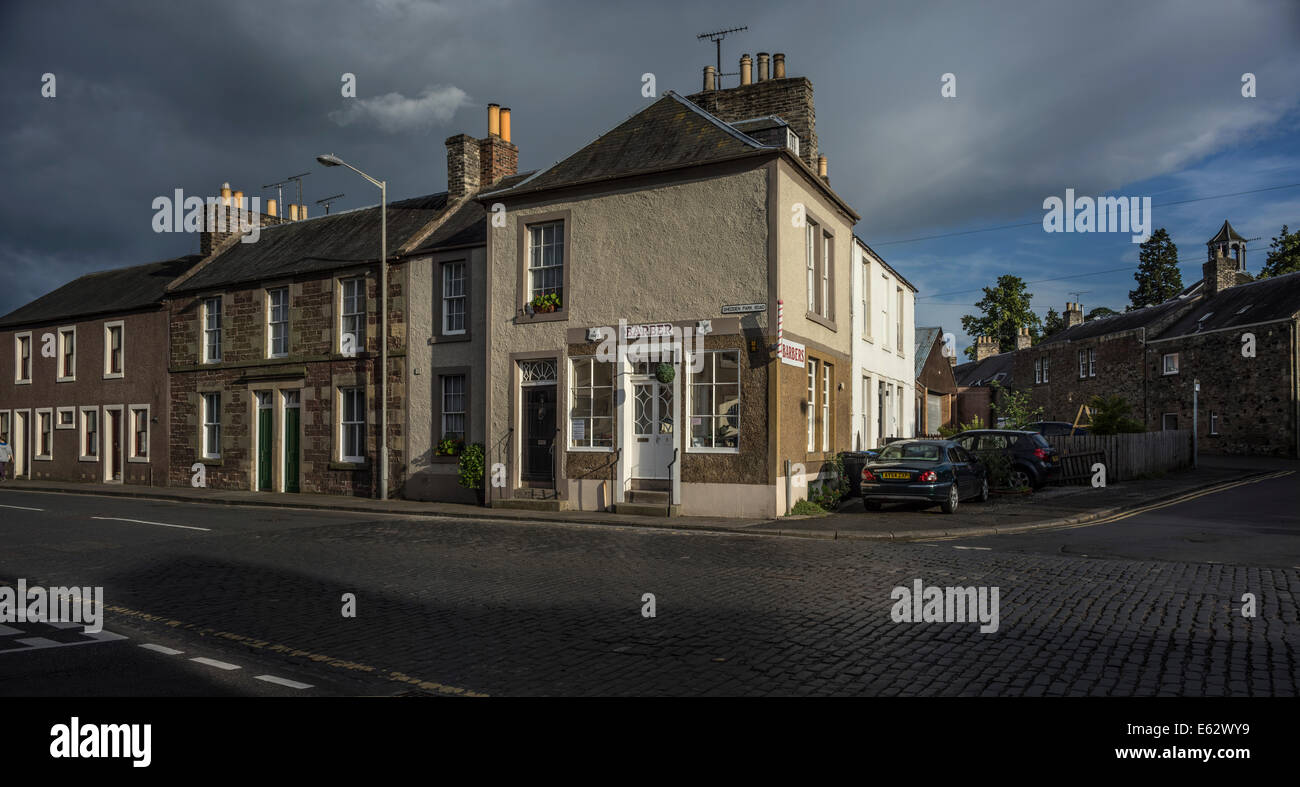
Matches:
[[850, 236, 917, 449]]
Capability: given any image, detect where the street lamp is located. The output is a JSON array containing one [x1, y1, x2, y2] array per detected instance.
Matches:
[[317, 153, 389, 499]]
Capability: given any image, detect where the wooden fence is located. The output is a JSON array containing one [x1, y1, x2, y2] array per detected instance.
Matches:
[[1044, 429, 1193, 482]]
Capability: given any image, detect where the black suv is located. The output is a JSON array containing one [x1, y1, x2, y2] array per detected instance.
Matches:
[[952, 429, 1061, 489]]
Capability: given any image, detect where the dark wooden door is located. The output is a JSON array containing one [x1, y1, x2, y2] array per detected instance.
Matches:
[[258, 406, 273, 491], [522, 386, 556, 482], [283, 401, 300, 493]]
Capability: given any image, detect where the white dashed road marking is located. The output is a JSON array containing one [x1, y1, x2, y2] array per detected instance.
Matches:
[[91, 516, 211, 532], [0, 504, 44, 511], [190, 656, 241, 670], [140, 643, 184, 655], [953, 546, 991, 551], [255, 675, 314, 690]]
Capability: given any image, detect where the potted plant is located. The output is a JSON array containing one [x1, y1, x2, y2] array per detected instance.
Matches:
[[655, 362, 675, 384], [436, 436, 465, 457], [457, 443, 486, 505]]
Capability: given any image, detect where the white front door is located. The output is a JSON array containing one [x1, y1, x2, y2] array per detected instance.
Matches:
[[13, 411, 28, 479], [630, 379, 673, 479]]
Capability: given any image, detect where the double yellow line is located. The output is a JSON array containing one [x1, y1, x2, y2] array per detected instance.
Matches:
[[1040, 470, 1294, 532]]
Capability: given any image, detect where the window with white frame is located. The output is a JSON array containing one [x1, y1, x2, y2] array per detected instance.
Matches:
[[340, 387, 366, 463], [441, 375, 466, 442], [688, 350, 739, 451], [341, 277, 365, 353], [1078, 350, 1087, 378], [131, 406, 149, 459], [35, 409, 52, 459], [267, 288, 289, 358], [104, 322, 123, 377], [443, 262, 466, 335], [201, 392, 220, 459], [570, 357, 615, 449], [203, 297, 222, 363], [57, 407, 74, 429], [895, 288, 903, 353], [527, 221, 564, 305], [1088, 348, 1096, 377], [80, 407, 98, 460], [805, 221, 818, 314], [881, 274, 891, 350], [1034, 358, 1042, 384], [822, 362, 832, 452], [1209, 411, 1219, 435], [15, 333, 31, 382], [806, 360, 816, 451], [1162, 352, 1179, 375], [58, 327, 75, 381], [822, 234, 831, 319], [861, 256, 872, 340], [1041, 354, 1050, 383]]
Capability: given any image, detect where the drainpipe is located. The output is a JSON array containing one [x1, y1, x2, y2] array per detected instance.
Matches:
[[1192, 378, 1199, 469], [784, 458, 792, 515]]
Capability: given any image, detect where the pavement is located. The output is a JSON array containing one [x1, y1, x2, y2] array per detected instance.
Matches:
[[0, 453, 1288, 541]]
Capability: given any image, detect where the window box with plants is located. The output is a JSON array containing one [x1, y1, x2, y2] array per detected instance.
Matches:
[[436, 436, 465, 457], [529, 293, 562, 314]]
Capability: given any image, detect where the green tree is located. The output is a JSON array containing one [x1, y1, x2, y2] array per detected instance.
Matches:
[[989, 380, 1043, 429], [1128, 228, 1183, 310], [1086, 306, 1119, 321], [1042, 308, 1065, 337], [960, 275, 1041, 359], [1257, 224, 1300, 279], [1087, 395, 1144, 434]]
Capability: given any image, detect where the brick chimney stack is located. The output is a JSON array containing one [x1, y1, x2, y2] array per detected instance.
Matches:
[[973, 335, 999, 362], [199, 182, 283, 256], [1065, 301, 1084, 328], [1015, 325, 1033, 350], [686, 50, 819, 170], [447, 103, 519, 201]]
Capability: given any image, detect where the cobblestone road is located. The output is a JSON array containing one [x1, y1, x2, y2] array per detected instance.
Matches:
[[2, 491, 1295, 696]]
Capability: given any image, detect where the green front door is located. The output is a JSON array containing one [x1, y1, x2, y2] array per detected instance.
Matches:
[[256, 392, 273, 491], [283, 391, 300, 493]]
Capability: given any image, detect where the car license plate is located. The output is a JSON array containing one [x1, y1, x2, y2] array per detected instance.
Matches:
[[881, 471, 910, 480]]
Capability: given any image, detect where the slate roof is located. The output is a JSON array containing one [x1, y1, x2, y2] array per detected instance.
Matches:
[[1207, 219, 1246, 244], [1037, 297, 1190, 345], [410, 172, 535, 253], [953, 351, 1015, 387], [914, 326, 942, 379], [172, 193, 449, 293], [481, 92, 783, 201], [0, 255, 202, 329], [1159, 269, 1300, 338]]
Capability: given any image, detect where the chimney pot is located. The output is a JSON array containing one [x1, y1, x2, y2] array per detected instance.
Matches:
[[757, 52, 770, 82], [220, 184, 232, 206], [773, 53, 786, 78], [488, 103, 500, 137], [289, 204, 299, 221], [300, 204, 307, 219], [703, 65, 716, 92], [817, 155, 828, 179], [740, 53, 752, 85], [232, 190, 243, 208], [267, 199, 277, 217], [500, 107, 511, 143]]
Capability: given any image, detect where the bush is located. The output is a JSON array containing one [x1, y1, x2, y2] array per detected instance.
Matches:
[[1088, 395, 1145, 434], [939, 414, 985, 438], [990, 381, 1043, 429], [457, 443, 485, 490], [788, 499, 828, 517], [975, 449, 1016, 489]]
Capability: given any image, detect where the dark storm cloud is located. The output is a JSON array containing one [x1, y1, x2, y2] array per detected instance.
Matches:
[[1, 0, 1297, 316]]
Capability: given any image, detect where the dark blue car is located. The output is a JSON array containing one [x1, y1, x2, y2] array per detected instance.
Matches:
[[860, 439, 988, 514]]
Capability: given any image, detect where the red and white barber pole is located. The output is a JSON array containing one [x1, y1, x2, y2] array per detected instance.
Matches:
[[776, 298, 783, 347]]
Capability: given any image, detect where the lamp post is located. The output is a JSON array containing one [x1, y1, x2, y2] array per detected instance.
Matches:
[[317, 154, 389, 499]]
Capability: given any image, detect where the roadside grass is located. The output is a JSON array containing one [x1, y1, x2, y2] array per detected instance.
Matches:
[[787, 499, 829, 517]]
